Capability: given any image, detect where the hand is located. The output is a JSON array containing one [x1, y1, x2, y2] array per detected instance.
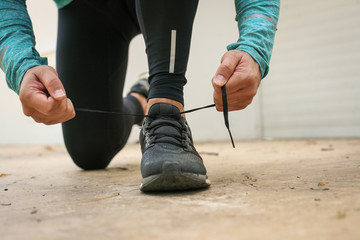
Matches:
[[19, 65, 75, 125], [212, 50, 261, 111]]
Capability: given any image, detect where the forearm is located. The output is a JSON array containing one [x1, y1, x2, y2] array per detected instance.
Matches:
[[228, 0, 280, 79], [0, 0, 47, 94]]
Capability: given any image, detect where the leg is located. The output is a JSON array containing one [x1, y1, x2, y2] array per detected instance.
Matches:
[[56, 0, 143, 170], [135, 0, 210, 191], [136, 0, 199, 110]]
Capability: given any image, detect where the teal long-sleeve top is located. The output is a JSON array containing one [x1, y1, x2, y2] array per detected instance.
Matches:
[[0, 0, 280, 94]]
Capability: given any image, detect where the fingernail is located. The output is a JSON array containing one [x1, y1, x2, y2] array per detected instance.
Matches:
[[54, 89, 65, 98], [215, 75, 226, 86]]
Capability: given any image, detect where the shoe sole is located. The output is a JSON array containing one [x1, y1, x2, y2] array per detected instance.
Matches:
[[140, 172, 211, 192]]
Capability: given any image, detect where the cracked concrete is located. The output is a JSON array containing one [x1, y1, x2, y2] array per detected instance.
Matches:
[[1, 140, 360, 240]]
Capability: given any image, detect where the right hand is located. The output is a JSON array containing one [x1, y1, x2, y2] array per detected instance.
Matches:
[[19, 65, 75, 125], [212, 50, 261, 112]]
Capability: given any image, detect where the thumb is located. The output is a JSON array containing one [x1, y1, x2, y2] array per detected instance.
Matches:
[[213, 74, 227, 87], [212, 51, 241, 88], [38, 67, 66, 100]]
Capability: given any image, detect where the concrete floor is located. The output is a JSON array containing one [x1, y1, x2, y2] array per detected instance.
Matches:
[[1, 139, 360, 240]]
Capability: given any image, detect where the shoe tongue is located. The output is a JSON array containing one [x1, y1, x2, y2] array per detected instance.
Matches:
[[148, 103, 181, 119]]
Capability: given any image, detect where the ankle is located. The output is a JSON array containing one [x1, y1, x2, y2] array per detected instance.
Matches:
[[146, 98, 184, 117]]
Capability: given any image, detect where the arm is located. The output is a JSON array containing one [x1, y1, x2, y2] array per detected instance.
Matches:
[[0, 0, 75, 124], [228, 0, 280, 78], [0, 0, 47, 93], [212, 0, 280, 111]]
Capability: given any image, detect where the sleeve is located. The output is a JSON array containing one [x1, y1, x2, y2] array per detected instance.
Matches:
[[228, 0, 280, 79], [0, 0, 48, 94]]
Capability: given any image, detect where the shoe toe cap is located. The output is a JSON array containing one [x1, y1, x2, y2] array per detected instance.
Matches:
[[141, 144, 207, 178]]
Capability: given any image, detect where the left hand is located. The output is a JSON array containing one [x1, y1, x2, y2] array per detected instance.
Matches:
[[212, 50, 261, 111], [19, 65, 75, 125]]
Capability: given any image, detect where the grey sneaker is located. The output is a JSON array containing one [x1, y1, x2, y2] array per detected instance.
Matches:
[[129, 72, 150, 99], [139, 102, 211, 192]]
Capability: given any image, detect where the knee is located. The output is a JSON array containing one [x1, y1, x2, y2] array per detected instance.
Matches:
[[64, 140, 120, 170], [61, 115, 127, 170], [69, 150, 112, 170], [63, 137, 126, 170]]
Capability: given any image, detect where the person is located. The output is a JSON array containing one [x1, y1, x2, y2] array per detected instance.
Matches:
[[0, 0, 280, 192]]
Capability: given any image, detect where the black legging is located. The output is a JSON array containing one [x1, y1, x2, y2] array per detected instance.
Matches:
[[56, 0, 198, 170]]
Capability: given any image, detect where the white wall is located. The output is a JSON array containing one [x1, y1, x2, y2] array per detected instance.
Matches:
[[1, 0, 359, 145], [0, 1, 60, 145], [1, 0, 260, 145], [262, 0, 360, 138]]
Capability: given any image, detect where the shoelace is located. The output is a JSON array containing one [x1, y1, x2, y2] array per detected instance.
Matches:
[[221, 85, 235, 148], [75, 85, 235, 148], [144, 118, 190, 149]]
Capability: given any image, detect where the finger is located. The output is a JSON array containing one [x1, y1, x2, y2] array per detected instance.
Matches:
[[65, 98, 76, 119], [32, 99, 73, 125], [44, 116, 69, 125], [44, 100, 76, 125], [26, 89, 54, 114], [212, 51, 242, 88], [37, 68, 66, 101], [30, 112, 48, 123], [39, 97, 73, 118], [44, 114, 74, 125], [213, 88, 224, 111], [226, 78, 258, 99], [213, 83, 231, 110], [226, 73, 260, 95], [28, 93, 67, 116], [214, 86, 257, 110], [227, 90, 257, 104], [214, 98, 252, 112], [215, 104, 249, 112], [29, 106, 63, 124]]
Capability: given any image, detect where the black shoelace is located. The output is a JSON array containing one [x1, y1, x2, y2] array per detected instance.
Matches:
[[75, 85, 235, 148], [144, 118, 190, 149], [221, 85, 235, 148]]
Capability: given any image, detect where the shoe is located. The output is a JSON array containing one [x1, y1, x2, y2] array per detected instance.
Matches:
[[129, 72, 150, 99], [139, 102, 211, 192], [128, 73, 149, 125]]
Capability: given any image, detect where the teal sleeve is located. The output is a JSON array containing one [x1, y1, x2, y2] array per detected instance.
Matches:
[[0, 0, 48, 94], [228, 0, 280, 79], [53, 0, 73, 9]]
